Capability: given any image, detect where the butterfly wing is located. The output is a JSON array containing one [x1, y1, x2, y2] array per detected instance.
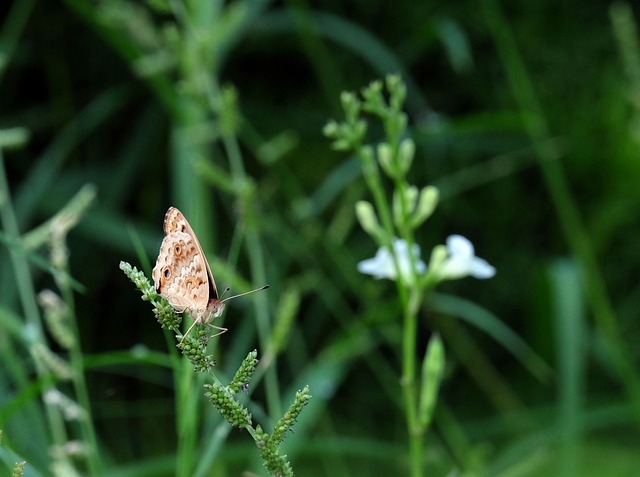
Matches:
[[152, 230, 212, 319], [163, 207, 220, 300], [153, 207, 225, 324]]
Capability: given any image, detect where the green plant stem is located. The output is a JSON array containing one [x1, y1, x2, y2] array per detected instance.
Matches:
[[357, 145, 395, 243], [388, 108, 425, 477], [355, 110, 427, 474], [402, 294, 423, 477], [0, 151, 72, 470], [394, 164, 423, 477], [170, 104, 211, 477], [57, 265, 102, 475], [170, 10, 223, 474], [481, 0, 640, 420], [170, 123, 210, 477]]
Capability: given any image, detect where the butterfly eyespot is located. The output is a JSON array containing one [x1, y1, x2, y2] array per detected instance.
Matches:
[[174, 245, 181, 255], [163, 268, 171, 278]]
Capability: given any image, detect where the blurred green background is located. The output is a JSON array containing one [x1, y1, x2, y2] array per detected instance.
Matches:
[[2, 0, 640, 476]]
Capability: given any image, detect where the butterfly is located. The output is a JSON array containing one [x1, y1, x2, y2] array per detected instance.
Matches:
[[152, 207, 267, 344]]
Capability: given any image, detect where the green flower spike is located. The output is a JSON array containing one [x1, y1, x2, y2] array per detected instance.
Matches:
[[229, 350, 259, 394], [256, 387, 310, 477], [38, 289, 75, 350], [178, 329, 216, 372], [204, 383, 252, 428], [11, 460, 26, 477], [270, 386, 311, 447], [119, 261, 182, 332]]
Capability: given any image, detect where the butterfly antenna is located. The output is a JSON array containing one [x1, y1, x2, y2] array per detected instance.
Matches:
[[219, 287, 231, 299], [221, 285, 269, 303]]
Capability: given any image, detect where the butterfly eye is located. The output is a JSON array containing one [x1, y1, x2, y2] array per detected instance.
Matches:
[[163, 268, 171, 278]]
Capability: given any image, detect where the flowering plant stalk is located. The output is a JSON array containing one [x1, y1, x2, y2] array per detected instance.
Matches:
[[120, 262, 310, 477], [325, 75, 494, 477]]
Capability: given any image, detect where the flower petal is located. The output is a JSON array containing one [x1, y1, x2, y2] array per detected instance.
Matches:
[[438, 255, 470, 280], [446, 235, 474, 258], [357, 238, 426, 283], [438, 235, 495, 281], [357, 247, 396, 279], [469, 257, 496, 279]]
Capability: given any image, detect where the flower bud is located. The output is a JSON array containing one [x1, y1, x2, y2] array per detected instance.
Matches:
[[393, 186, 418, 228], [397, 138, 415, 176], [0, 127, 30, 149], [418, 334, 445, 430], [410, 185, 439, 229], [377, 142, 395, 178], [355, 201, 384, 242]]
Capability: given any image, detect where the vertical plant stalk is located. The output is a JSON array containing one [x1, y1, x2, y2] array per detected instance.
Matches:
[[122, 264, 307, 476], [402, 296, 423, 477], [170, 5, 221, 474], [337, 80, 430, 477], [0, 151, 86, 473], [50, 185, 102, 475]]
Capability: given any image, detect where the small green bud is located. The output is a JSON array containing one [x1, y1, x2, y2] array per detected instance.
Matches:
[[228, 350, 258, 394], [393, 185, 419, 229], [355, 201, 384, 243], [353, 119, 368, 143], [418, 334, 445, 430], [32, 344, 73, 380], [11, 460, 26, 477], [43, 389, 87, 421], [387, 74, 407, 111], [377, 142, 395, 178], [409, 186, 439, 229], [255, 425, 269, 448], [360, 144, 376, 165], [0, 127, 30, 150], [38, 290, 74, 350], [388, 111, 408, 139], [270, 386, 311, 446], [331, 137, 352, 151], [204, 382, 252, 428], [322, 120, 339, 138], [177, 325, 216, 372], [120, 262, 156, 300], [397, 138, 415, 176], [361, 80, 385, 116], [340, 91, 361, 124], [424, 244, 448, 286]]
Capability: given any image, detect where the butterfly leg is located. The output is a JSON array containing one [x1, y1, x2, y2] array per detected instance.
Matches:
[[178, 319, 200, 345], [204, 323, 228, 338], [178, 322, 227, 345]]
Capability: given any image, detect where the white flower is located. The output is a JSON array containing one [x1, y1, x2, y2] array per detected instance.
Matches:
[[357, 238, 426, 284], [438, 235, 495, 280]]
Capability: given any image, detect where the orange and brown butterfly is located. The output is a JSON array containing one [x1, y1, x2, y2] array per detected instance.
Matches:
[[152, 207, 267, 344]]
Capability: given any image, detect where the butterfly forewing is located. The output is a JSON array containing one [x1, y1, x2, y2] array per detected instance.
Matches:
[[162, 207, 220, 298], [152, 207, 224, 323]]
